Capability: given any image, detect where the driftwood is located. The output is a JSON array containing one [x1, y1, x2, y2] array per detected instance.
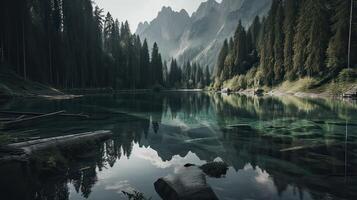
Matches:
[[0, 110, 89, 118], [8, 130, 112, 154]]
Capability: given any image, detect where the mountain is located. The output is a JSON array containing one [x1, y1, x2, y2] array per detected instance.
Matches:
[[136, 6, 191, 61], [136, 0, 272, 70]]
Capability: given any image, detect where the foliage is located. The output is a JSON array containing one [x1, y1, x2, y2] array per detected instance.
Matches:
[[337, 68, 357, 83], [213, 0, 354, 90]]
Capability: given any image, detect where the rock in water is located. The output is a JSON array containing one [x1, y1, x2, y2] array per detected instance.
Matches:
[[200, 162, 228, 178], [154, 165, 219, 200]]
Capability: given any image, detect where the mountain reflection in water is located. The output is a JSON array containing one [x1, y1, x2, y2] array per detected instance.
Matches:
[[0, 92, 356, 200]]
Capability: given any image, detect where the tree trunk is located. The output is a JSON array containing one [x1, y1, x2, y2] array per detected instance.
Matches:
[[22, 17, 26, 80], [49, 38, 53, 84]]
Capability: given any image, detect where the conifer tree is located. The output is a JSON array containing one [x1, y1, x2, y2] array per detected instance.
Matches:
[[273, 1, 284, 82], [215, 39, 228, 80], [233, 21, 247, 75], [283, 0, 299, 80], [326, 0, 349, 74]]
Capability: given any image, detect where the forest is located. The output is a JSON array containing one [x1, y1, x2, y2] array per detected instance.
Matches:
[[214, 0, 356, 90], [0, 0, 210, 90]]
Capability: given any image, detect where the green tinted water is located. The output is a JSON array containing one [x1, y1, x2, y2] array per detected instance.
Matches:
[[0, 92, 356, 200]]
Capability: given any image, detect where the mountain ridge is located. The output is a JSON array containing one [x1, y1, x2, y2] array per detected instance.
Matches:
[[136, 0, 272, 70]]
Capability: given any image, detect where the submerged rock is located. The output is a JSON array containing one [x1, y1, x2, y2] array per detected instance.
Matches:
[[154, 165, 218, 200], [200, 162, 228, 178], [154, 162, 228, 200]]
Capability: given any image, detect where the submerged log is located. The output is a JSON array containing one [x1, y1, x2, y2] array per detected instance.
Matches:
[[227, 124, 252, 130], [0, 110, 89, 118], [8, 130, 112, 154], [0, 111, 66, 130]]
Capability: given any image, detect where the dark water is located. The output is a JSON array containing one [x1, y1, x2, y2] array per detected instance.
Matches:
[[0, 92, 357, 200]]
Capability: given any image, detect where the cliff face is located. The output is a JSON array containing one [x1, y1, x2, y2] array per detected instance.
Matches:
[[136, 0, 272, 69]]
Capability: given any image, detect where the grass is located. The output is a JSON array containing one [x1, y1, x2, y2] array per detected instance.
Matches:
[[215, 68, 356, 97], [275, 78, 319, 93], [0, 65, 62, 97]]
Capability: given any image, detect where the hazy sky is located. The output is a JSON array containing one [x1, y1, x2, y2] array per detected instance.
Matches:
[[94, 0, 222, 32]]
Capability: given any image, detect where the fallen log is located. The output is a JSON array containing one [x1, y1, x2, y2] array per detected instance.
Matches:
[[0, 111, 66, 130], [0, 110, 89, 118], [9, 130, 112, 154], [227, 124, 252, 130], [0, 118, 16, 121]]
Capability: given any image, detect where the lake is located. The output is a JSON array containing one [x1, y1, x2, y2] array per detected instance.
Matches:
[[0, 92, 356, 200]]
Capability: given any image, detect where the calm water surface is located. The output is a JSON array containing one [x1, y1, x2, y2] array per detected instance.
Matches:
[[0, 92, 357, 200]]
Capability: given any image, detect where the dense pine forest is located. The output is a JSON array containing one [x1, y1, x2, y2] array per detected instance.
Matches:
[[0, 0, 168, 89], [214, 0, 356, 90], [0, 0, 211, 90], [166, 59, 211, 89]]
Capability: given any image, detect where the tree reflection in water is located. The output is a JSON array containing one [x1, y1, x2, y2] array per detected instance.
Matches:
[[0, 92, 356, 200]]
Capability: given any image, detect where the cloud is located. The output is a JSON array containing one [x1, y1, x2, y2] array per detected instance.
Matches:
[[105, 180, 136, 194]]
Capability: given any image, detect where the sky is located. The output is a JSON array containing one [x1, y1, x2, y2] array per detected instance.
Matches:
[[94, 0, 222, 32]]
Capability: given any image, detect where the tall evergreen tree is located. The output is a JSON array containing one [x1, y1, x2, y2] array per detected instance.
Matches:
[[273, 1, 284, 81], [326, 0, 349, 74], [233, 21, 247, 75], [215, 39, 229, 80], [283, 0, 299, 80], [294, 0, 330, 77], [140, 39, 150, 87], [150, 42, 163, 85], [260, 0, 279, 85]]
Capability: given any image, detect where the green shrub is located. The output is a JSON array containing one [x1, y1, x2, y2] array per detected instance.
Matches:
[[245, 67, 258, 88], [338, 68, 356, 83]]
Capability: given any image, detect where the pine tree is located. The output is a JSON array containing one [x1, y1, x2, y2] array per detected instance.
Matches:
[[273, 1, 284, 82], [103, 12, 114, 53], [215, 39, 228, 81], [233, 21, 247, 75], [150, 42, 163, 86], [283, 0, 299, 80], [260, 0, 279, 85], [140, 39, 150, 87], [293, 0, 329, 78], [305, 0, 330, 77], [326, 0, 349, 74], [249, 16, 261, 48]]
